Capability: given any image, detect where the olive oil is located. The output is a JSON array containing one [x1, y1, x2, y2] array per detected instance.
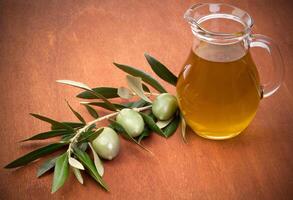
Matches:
[[176, 43, 261, 139]]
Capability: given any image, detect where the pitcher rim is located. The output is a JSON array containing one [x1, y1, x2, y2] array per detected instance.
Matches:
[[184, 3, 254, 42]]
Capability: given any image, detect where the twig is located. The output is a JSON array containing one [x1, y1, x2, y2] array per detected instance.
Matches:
[[67, 105, 152, 154]]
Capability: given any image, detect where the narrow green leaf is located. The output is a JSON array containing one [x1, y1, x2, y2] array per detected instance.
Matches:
[[132, 100, 151, 108], [163, 115, 180, 137], [144, 53, 177, 86], [51, 122, 84, 130], [122, 99, 148, 108], [77, 131, 95, 144], [30, 113, 74, 132], [88, 143, 104, 176], [60, 134, 74, 143], [78, 128, 103, 143], [108, 120, 133, 141], [88, 92, 117, 111], [108, 121, 126, 134], [138, 127, 151, 143], [37, 156, 58, 178], [5, 143, 66, 168], [142, 84, 150, 92], [72, 167, 84, 184], [81, 102, 126, 111], [147, 112, 157, 121], [139, 112, 166, 137], [57, 80, 117, 111], [126, 75, 152, 103], [113, 62, 167, 93], [78, 142, 88, 152], [84, 105, 99, 119], [108, 120, 152, 153], [122, 101, 134, 108], [85, 123, 96, 132], [77, 87, 118, 99], [51, 152, 69, 193], [73, 147, 108, 191], [21, 129, 70, 142], [66, 101, 86, 124]]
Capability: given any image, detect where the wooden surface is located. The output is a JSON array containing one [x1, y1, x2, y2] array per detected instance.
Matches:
[[1, 0, 293, 199]]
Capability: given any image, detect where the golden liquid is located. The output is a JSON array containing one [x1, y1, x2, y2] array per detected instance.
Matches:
[[176, 43, 261, 139]]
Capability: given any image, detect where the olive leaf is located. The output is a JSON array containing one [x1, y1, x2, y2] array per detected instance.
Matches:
[[142, 84, 150, 92], [131, 99, 150, 108], [78, 142, 88, 152], [56, 80, 91, 90], [144, 53, 177, 86], [117, 87, 133, 99], [85, 123, 97, 132], [78, 128, 103, 144], [126, 75, 152, 103], [37, 156, 58, 178], [73, 147, 108, 191], [88, 143, 104, 176], [72, 167, 84, 184], [113, 62, 167, 93], [138, 127, 151, 143], [139, 112, 166, 138], [123, 99, 149, 108], [77, 87, 119, 99], [147, 112, 157, 121], [51, 122, 84, 130], [108, 121, 125, 134], [156, 117, 174, 129], [66, 100, 86, 124], [180, 113, 187, 143], [30, 113, 74, 132], [81, 102, 126, 111], [77, 131, 95, 144], [5, 143, 66, 168], [69, 157, 85, 170], [163, 115, 180, 137], [51, 152, 69, 193], [21, 129, 70, 142], [57, 80, 117, 111], [60, 134, 75, 143], [108, 120, 152, 154], [84, 104, 99, 119]]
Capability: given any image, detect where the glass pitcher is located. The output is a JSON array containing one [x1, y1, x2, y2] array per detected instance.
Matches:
[[176, 3, 284, 140]]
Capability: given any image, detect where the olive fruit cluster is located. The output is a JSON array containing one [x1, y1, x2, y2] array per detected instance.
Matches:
[[116, 93, 178, 137], [91, 93, 178, 160]]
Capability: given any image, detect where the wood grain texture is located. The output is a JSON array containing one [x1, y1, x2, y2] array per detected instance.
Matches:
[[1, 0, 293, 199]]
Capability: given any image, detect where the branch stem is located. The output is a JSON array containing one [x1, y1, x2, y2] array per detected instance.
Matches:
[[144, 92, 160, 96], [67, 105, 152, 153]]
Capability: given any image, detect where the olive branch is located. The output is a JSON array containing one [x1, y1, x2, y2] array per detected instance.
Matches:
[[4, 53, 187, 194]]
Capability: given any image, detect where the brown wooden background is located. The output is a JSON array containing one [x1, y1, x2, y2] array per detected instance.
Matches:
[[1, 0, 293, 199]]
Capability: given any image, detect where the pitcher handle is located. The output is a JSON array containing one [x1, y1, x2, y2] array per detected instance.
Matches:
[[249, 34, 285, 98]]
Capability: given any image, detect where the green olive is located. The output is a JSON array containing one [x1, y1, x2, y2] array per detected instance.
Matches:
[[116, 108, 144, 137], [91, 127, 120, 160], [152, 93, 178, 120]]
